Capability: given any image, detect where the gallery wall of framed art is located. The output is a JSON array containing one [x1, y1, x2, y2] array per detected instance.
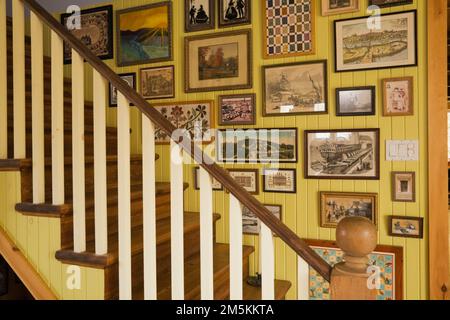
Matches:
[[64, 0, 428, 300]]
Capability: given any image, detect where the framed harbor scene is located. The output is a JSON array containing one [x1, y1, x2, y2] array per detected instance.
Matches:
[[304, 129, 380, 180], [334, 11, 417, 72]]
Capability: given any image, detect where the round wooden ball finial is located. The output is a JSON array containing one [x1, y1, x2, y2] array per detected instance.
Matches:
[[335, 217, 377, 276]]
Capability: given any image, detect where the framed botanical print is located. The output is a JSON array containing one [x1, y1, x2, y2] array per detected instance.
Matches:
[[263, 0, 315, 59], [334, 11, 417, 72], [392, 172, 415, 202], [116, 2, 173, 67], [383, 77, 414, 116], [304, 129, 380, 180], [228, 169, 259, 195], [320, 192, 378, 228], [185, 30, 252, 93], [263, 60, 328, 117], [219, 0, 251, 27], [153, 101, 214, 144], [263, 169, 296, 194], [61, 5, 113, 64], [193, 167, 223, 191], [140, 66, 175, 100], [242, 204, 282, 235], [336, 86, 376, 116], [368, 0, 413, 8], [389, 216, 423, 239], [321, 0, 359, 16], [218, 94, 256, 126], [109, 73, 136, 107], [185, 0, 215, 32]]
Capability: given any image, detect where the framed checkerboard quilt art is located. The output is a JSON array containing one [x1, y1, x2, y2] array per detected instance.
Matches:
[[305, 240, 403, 300], [263, 0, 315, 59]]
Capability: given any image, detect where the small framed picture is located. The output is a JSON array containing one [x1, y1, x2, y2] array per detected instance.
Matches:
[[109, 73, 136, 107], [392, 172, 415, 202], [242, 204, 282, 235], [389, 216, 423, 239], [193, 167, 223, 191], [218, 94, 256, 126], [383, 77, 414, 116], [185, 0, 215, 32], [368, 0, 413, 8], [219, 0, 251, 28], [322, 0, 359, 16], [263, 169, 296, 194], [336, 86, 376, 116], [228, 169, 259, 195], [140, 66, 175, 100], [320, 192, 378, 228]]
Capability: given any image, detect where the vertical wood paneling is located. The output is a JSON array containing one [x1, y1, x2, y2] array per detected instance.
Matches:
[[0, 0, 6, 159]]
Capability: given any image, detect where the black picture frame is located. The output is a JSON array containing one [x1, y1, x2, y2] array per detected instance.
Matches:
[[227, 169, 259, 195], [185, 0, 215, 32], [109, 73, 136, 107], [368, 0, 413, 8], [336, 86, 376, 116], [263, 168, 297, 194], [218, 0, 251, 28]]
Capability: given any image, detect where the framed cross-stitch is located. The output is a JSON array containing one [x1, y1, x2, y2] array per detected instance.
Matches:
[[263, 169, 297, 194], [228, 169, 259, 195]]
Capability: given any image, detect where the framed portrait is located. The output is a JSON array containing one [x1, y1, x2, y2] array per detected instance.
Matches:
[[217, 128, 298, 163], [320, 192, 378, 228], [321, 0, 359, 16], [263, 60, 328, 117], [228, 169, 259, 195], [109, 73, 136, 107], [263, 0, 315, 59], [305, 239, 403, 300], [61, 5, 113, 64], [153, 101, 214, 144], [336, 86, 376, 116], [368, 0, 413, 8], [392, 172, 415, 202], [304, 129, 380, 180], [185, 0, 215, 32], [193, 167, 223, 191], [185, 30, 252, 93], [116, 2, 173, 67], [334, 11, 417, 72], [140, 66, 175, 100], [219, 0, 251, 27], [242, 204, 282, 235], [263, 169, 297, 194], [389, 216, 423, 239], [218, 94, 256, 126], [382, 77, 414, 116]]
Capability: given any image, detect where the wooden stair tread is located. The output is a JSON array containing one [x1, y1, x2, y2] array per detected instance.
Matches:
[[242, 280, 292, 300]]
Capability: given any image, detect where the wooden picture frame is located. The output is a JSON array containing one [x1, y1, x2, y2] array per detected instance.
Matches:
[[304, 129, 380, 180], [185, 0, 215, 32], [218, 94, 256, 126], [140, 65, 175, 100], [382, 77, 414, 116], [185, 29, 252, 93], [263, 169, 297, 194], [368, 0, 413, 8], [392, 172, 416, 202], [116, 2, 173, 67], [320, 192, 378, 228], [321, 0, 359, 16], [389, 216, 423, 239], [242, 204, 282, 235], [193, 167, 223, 191], [336, 86, 376, 116], [218, 0, 251, 28], [109, 73, 136, 107], [334, 11, 417, 72], [263, 60, 328, 117], [227, 169, 259, 195]]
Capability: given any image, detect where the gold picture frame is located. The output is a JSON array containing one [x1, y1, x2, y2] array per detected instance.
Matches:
[[321, 0, 359, 16], [382, 77, 414, 116], [392, 172, 416, 202]]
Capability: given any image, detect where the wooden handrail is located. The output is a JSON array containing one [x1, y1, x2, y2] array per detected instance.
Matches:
[[21, 0, 332, 282]]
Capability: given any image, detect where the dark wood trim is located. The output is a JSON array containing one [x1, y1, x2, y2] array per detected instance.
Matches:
[[55, 250, 111, 269], [15, 203, 72, 218], [0, 159, 31, 171], [22, 0, 332, 282]]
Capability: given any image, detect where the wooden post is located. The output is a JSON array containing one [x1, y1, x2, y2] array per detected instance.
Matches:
[[330, 217, 378, 300]]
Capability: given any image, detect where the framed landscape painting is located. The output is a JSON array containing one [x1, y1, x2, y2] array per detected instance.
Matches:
[[185, 30, 252, 92], [368, 0, 413, 8], [336, 86, 376, 116], [140, 66, 175, 100], [61, 5, 113, 64], [383, 77, 414, 116], [185, 0, 215, 32], [117, 2, 173, 67], [109, 73, 136, 107], [304, 129, 380, 180], [219, 0, 251, 27], [263, 60, 328, 116], [322, 0, 359, 16], [218, 94, 256, 126], [334, 11, 417, 72]]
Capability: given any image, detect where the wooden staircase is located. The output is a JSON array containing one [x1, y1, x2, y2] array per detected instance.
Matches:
[[2, 17, 291, 300]]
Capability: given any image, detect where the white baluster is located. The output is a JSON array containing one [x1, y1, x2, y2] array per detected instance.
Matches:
[[260, 223, 275, 300], [297, 256, 309, 300], [0, 0, 7, 159], [229, 195, 243, 299]]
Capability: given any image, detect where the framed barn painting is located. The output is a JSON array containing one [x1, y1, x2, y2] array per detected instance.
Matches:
[[185, 30, 252, 92], [263, 0, 315, 59], [109, 73, 136, 107], [218, 94, 256, 126], [61, 5, 113, 64], [153, 101, 214, 144], [140, 65, 175, 100], [334, 11, 417, 72], [382, 77, 414, 116], [185, 0, 215, 32], [368, 0, 413, 8], [116, 2, 173, 67], [304, 129, 380, 180], [263, 169, 297, 194], [219, 0, 251, 27], [321, 0, 359, 16]]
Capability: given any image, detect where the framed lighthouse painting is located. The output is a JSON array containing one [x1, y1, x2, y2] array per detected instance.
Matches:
[[304, 129, 380, 180]]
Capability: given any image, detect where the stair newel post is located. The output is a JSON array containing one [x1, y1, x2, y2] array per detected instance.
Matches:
[[0, 0, 6, 159], [330, 217, 378, 300]]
